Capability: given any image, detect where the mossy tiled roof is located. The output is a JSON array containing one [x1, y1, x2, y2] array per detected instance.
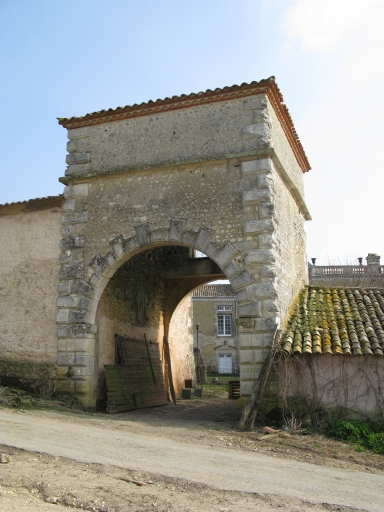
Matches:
[[280, 287, 384, 356]]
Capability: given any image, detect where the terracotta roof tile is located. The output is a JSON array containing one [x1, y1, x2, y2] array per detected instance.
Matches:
[[280, 286, 384, 356], [58, 78, 277, 126], [193, 284, 235, 298]]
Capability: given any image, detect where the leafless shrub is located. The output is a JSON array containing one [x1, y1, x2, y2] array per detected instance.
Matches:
[[32, 367, 58, 400], [284, 414, 303, 433], [34, 378, 58, 400]]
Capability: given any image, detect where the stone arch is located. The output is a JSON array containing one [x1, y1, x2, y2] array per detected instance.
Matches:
[[84, 219, 258, 323], [57, 219, 259, 409]]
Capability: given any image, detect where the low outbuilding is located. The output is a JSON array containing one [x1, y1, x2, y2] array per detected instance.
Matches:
[[275, 286, 384, 420]]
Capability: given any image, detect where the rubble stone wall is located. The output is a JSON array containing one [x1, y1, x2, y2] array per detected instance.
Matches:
[[65, 95, 271, 179]]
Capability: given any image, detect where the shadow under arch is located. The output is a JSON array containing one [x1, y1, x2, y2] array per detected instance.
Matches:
[[84, 221, 256, 326]]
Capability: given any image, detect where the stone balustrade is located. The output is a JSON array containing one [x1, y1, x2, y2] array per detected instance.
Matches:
[[310, 265, 384, 278]]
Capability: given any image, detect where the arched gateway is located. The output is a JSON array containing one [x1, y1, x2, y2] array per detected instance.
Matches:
[[55, 77, 311, 409]]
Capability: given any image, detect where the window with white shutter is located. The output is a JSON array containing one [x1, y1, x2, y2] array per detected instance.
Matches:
[[217, 314, 232, 336]]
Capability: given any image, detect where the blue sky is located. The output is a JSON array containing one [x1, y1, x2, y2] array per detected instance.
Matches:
[[1, 0, 383, 264]]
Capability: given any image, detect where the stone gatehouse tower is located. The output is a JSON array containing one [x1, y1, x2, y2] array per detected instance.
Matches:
[[0, 77, 310, 410], [53, 77, 311, 409]]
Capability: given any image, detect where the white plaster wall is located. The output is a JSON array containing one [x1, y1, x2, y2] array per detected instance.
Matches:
[[0, 208, 62, 362], [278, 355, 384, 418]]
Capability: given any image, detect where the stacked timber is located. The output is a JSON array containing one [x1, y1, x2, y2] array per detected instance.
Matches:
[[228, 380, 240, 399], [105, 335, 168, 413]]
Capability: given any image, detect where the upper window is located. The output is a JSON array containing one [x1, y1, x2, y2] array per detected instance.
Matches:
[[217, 305, 232, 311], [218, 314, 232, 336]]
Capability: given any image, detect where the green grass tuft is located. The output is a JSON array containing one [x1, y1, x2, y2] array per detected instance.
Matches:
[[326, 419, 384, 454]]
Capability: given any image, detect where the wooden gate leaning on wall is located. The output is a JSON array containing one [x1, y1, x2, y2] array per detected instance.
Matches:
[[104, 334, 168, 413]]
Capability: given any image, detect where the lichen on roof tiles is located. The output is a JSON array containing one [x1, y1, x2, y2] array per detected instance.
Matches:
[[280, 286, 384, 356]]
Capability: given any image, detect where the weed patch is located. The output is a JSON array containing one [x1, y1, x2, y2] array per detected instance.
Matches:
[[326, 419, 384, 454]]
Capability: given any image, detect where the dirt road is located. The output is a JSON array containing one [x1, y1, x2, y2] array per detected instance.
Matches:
[[1, 407, 383, 512]]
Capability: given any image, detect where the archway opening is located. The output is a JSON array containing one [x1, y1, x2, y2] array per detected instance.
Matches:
[[94, 244, 226, 411], [168, 278, 239, 401]]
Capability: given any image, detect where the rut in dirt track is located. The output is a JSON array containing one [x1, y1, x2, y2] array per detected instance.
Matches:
[[1, 408, 384, 512]]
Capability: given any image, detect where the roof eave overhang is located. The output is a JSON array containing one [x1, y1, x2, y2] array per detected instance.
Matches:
[[58, 79, 311, 173]]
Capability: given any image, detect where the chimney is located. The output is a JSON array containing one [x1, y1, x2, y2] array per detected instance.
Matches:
[[366, 253, 381, 273]]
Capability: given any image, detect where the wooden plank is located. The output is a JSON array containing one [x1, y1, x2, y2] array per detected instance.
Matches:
[[105, 334, 168, 413]]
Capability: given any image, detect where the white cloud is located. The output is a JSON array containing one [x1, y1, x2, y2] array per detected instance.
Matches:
[[281, 0, 384, 263], [285, 0, 384, 53]]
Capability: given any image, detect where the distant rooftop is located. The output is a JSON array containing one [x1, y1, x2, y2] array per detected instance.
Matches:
[[193, 284, 235, 298], [0, 196, 64, 215]]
